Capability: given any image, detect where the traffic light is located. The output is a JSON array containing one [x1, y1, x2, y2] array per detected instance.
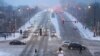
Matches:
[[75, 21, 76, 23], [62, 20, 64, 24], [20, 30, 23, 34], [75, 21, 78, 23], [39, 28, 42, 36]]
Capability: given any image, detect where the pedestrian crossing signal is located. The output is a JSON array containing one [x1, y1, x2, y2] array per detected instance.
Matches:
[[75, 21, 76, 23], [20, 30, 23, 34], [62, 20, 64, 24]]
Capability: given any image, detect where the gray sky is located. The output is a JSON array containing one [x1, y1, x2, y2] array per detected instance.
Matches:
[[5, 0, 60, 7]]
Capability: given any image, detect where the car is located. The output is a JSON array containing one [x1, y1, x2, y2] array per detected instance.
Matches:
[[73, 27, 77, 30], [68, 43, 86, 50], [51, 31, 57, 37], [62, 41, 70, 47], [34, 31, 38, 35], [9, 40, 26, 45], [22, 36, 27, 38], [51, 13, 55, 18], [22, 34, 29, 38], [22, 31, 29, 38], [43, 31, 48, 36]]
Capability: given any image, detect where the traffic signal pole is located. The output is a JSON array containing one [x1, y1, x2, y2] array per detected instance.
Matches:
[[93, 0, 96, 37], [39, 28, 42, 36]]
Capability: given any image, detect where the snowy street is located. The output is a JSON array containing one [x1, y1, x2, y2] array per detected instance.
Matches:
[[0, 10, 47, 56], [56, 12, 100, 56], [0, 10, 100, 56], [1, 0, 100, 56]]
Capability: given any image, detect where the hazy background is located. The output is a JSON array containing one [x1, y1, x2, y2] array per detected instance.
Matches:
[[5, 0, 60, 8]]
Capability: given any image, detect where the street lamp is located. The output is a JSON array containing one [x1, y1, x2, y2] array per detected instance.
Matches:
[[93, 3, 96, 37], [78, 7, 81, 11], [27, 8, 29, 10], [18, 9, 21, 12], [88, 5, 91, 9], [18, 9, 22, 14], [88, 5, 96, 37]]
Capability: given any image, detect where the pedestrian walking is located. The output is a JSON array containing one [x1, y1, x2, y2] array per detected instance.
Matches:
[[35, 49, 37, 53], [20, 29, 23, 34], [57, 47, 64, 56], [59, 47, 62, 51], [79, 47, 82, 54], [34, 49, 38, 56], [4, 35, 6, 40]]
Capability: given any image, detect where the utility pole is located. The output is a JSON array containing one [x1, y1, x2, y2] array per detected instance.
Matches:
[[97, 21, 100, 35], [14, 16, 17, 37], [93, 0, 96, 37]]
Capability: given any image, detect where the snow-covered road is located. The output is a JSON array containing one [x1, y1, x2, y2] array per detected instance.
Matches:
[[49, 11, 100, 41], [0, 11, 45, 41], [0, 10, 46, 56], [64, 12, 100, 41], [49, 12, 61, 39]]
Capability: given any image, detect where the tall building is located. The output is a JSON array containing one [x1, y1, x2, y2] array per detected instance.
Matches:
[[0, 0, 8, 6]]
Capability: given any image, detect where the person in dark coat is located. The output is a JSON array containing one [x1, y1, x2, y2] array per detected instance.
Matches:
[[79, 47, 82, 54], [35, 49, 37, 53], [34, 49, 38, 56]]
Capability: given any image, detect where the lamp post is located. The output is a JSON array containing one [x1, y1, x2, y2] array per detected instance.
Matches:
[[93, 1, 96, 37], [88, 5, 96, 37], [88, 6, 91, 9]]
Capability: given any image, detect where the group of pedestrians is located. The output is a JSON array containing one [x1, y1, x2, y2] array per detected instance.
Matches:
[[34, 48, 64, 56], [57, 47, 83, 56]]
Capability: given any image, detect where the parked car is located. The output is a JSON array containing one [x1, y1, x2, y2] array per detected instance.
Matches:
[[62, 41, 70, 47], [68, 43, 86, 50], [9, 40, 26, 45]]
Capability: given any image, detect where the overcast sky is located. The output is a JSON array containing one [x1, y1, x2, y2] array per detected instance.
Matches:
[[4, 0, 100, 8], [5, 0, 60, 7]]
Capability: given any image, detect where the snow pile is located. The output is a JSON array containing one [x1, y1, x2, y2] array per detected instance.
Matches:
[[0, 33, 20, 41], [0, 52, 12, 56], [18, 10, 45, 31], [64, 12, 100, 41]]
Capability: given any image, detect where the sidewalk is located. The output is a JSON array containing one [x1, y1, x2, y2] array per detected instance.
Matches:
[[64, 12, 100, 41]]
